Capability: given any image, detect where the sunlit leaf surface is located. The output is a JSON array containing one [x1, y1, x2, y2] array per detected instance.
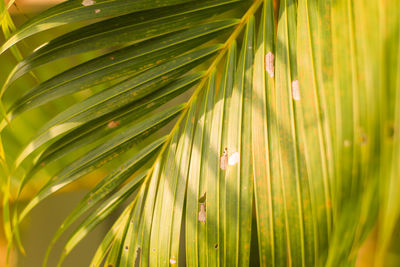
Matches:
[[1, 0, 399, 266]]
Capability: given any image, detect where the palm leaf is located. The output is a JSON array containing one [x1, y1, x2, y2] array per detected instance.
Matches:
[[3, 0, 241, 88], [0, 0, 198, 55], [1, 0, 400, 266]]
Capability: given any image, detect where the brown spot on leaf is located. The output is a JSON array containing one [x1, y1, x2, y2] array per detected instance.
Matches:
[[107, 120, 120, 128]]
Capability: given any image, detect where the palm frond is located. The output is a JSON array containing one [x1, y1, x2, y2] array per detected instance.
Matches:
[[1, 0, 399, 266]]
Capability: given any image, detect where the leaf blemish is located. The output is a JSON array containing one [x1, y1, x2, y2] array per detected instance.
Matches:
[[135, 247, 141, 267], [107, 120, 120, 128], [170, 257, 177, 264], [265, 52, 274, 77], [82, 0, 95, 6], [95, 9, 101, 13], [228, 152, 239, 166], [326, 200, 332, 208], [360, 133, 368, 145], [214, 244, 218, 249], [220, 148, 228, 170], [198, 203, 206, 223], [292, 80, 300, 101]]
